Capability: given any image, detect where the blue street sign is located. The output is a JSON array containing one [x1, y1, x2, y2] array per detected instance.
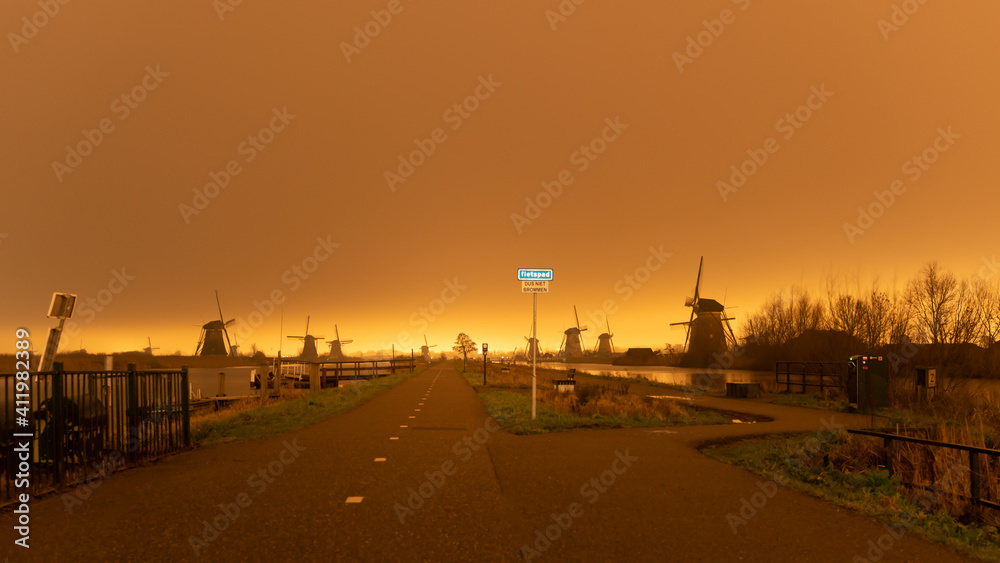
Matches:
[[517, 268, 553, 281]]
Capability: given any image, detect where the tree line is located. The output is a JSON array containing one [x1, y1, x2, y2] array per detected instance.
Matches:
[[740, 261, 1000, 376]]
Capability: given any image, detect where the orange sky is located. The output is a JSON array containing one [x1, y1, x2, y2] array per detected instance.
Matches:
[[2, 1, 999, 357]]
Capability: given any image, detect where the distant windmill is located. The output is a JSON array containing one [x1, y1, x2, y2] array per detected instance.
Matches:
[[287, 316, 323, 360], [420, 335, 437, 362], [559, 306, 588, 357], [196, 291, 237, 356], [524, 325, 541, 360], [325, 325, 353, 359], [669, 257, 737, 364], [594, 319, 615, 355], [143, 337, 160, 355]]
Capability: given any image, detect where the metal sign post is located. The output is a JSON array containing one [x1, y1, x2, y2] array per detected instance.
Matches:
[[482, 343, 488, 385], [532, 292, 537, 419], [518, 269, 552, 420], [39, 293, 77, 372]]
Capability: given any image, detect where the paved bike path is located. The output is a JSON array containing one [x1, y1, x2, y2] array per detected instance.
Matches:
[[2, 362, 976, 562]]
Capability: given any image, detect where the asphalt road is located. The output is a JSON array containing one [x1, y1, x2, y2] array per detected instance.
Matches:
[[1, 362, 979, 562]]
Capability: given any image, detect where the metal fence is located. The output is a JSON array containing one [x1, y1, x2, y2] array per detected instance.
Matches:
[[775, 361, 847, 393], [1, 362, 189, 506], [848, 428, 1000, 511]]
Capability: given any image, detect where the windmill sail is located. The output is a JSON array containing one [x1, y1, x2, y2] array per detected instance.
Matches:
[[326, 324, 354, 359], [289, 316, 323, 360], [561, 306, 588, 357]]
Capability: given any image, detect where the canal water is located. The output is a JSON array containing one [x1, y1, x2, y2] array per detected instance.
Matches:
[[539, 362, 770, 390], [539, 362, 1000, 397]]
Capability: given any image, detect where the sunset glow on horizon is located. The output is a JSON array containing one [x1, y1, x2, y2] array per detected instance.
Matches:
[[3, 2, 998, 359]]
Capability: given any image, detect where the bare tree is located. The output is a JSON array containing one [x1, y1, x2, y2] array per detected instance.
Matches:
[[859, 291, 891, 349], [828, 294, 865, 340], [453, 333, 477, 369], [741, 286, 825, 348], [973, 276, 1000, 347], [824, 272, 863, 341], [944, 279, 979, 345], [906, 261, 960, 344], [792, 287, 826, 337]]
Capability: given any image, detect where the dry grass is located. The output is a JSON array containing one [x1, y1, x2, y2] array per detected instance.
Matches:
[[540, 385, 692, 420], [189, 387, 307, 439], [825, 387, 1000, 527], [480, 363, 704, 420], [464, 361, 729, 431], [829, 431, 999, 528], [481, 363, 562, 388]]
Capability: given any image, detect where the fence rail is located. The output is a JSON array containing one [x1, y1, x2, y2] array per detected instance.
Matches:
[[775, 361, 846, 393], [0, 362, 189, 507], [848, 428, 1000, 511], [320, 359, 415, 384], [272, 359, 416, 389], [278, 359, 415, 382]]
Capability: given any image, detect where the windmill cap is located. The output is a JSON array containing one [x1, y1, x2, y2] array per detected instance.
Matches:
[[696, 298, 725, 313]]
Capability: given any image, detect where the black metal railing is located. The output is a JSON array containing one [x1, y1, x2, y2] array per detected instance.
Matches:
[[775, 361, 846, 393], [848, 428, 1000, 511], [1, 362, 190, 506]]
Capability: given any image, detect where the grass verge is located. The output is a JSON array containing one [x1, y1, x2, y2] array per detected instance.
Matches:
[[580, 370, 726, 397], [459, 362, 730, 435], [476, 389, 730, 435], [770, 392, 850, 412], [701, 432, 1000, 562], [769, 392, 972, 430], [192, 365, 428, 445]]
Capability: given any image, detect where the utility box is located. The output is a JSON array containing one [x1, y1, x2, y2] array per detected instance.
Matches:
[[915, 367, 937, 389], [553, 379, 576, 393], [847, 355, 889, 412], [726, 382, 761, 399]]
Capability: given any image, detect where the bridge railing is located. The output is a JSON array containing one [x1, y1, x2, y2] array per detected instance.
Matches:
[[320, 359, 415, 386]]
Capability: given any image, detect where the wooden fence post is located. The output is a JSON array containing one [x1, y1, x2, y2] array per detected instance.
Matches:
[[309, 363, 320, 393], [883, 437, 893, 476], [970, 451, 982, 504]]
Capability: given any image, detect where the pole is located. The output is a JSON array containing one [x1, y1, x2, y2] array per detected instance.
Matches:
[[39, 318, 67, 372], [483, 346, 487, 386], [532, 292, 537, 420]]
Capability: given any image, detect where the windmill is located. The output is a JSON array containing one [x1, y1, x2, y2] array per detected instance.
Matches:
[[594, 319, 615, 355], [669, 257, 737, 365], [195, 291, 237, 356], [420, 335, 437, 362], [287, 316, 323, 360], [143, 337, 160, 355], [325, 325, 353, 359], [524, 325, 541, 361], [559, 306, 588, 357]]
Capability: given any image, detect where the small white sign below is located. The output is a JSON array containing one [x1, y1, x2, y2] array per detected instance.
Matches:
[[522, 280, 549, 293]]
